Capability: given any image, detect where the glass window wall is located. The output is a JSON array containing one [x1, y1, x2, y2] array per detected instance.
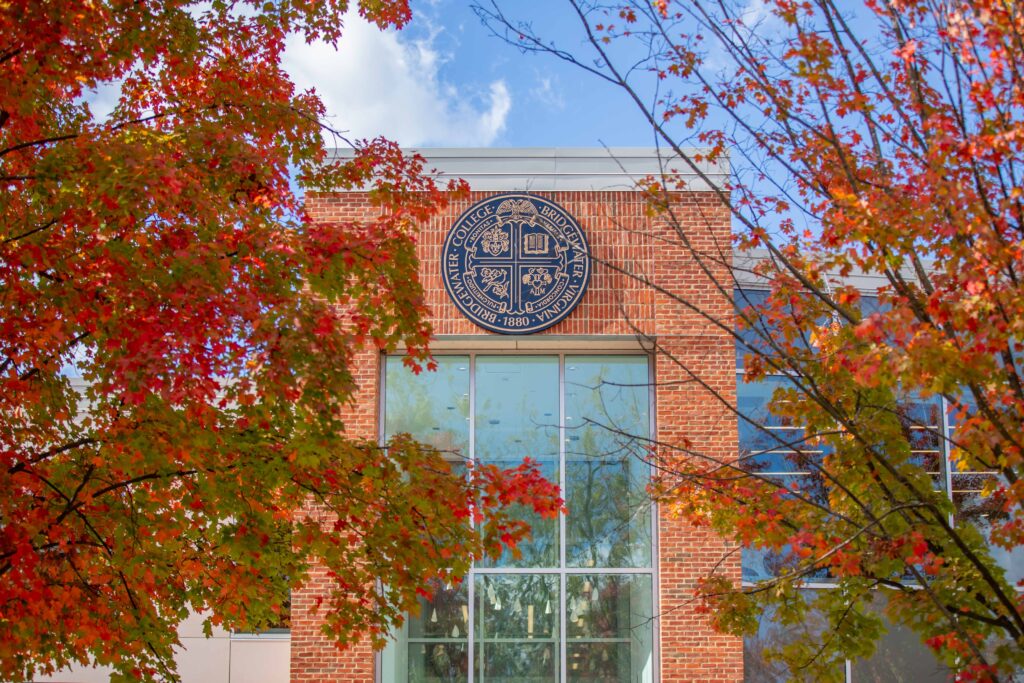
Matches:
[[736, 288, 1017, 682], [380, 354, 655, 683]]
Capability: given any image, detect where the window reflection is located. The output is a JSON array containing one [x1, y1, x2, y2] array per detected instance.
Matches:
[[475, 356, 560, 463], [565, 357, 651, 568], [735, 288, 774, 370], [947, 395, 1024, 585], [743, 596, 843, 682], [738, 375, 822, 475], [952, 475, 1024, 585], [737, 377, 949, 582], [385, 579, 469, 683], [893, 394, 944, 479], [407, 643, 469, 683], [738, 373, 835, 582], [742, 542, 829, 584], [566, 574, 653, 682], [476, 356, 560, 568], [851, 600, 951, 682], [385, 356, 470, 457], [409, 581, 469, 640]]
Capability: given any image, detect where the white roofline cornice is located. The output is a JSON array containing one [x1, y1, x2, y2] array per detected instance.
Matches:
[[325, 146, 729, 192]]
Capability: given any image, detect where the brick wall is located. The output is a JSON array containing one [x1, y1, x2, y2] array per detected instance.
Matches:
[[290, 190, 742, 682]]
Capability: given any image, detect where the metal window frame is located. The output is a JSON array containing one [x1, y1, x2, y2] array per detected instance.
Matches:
[[376, 350, 660, 683]]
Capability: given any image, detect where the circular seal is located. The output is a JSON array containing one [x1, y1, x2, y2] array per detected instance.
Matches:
[[441, 193, 591, 334]]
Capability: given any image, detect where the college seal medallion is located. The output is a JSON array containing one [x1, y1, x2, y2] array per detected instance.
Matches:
[[441, 193, 591, 334]]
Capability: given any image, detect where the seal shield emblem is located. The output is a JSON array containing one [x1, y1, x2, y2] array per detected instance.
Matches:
[[441, 193, 591, 334]]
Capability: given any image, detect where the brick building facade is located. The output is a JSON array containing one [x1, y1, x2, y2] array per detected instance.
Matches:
[[290, 148, 743, 683]]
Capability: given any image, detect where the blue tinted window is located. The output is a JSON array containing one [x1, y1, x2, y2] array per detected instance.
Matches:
[[735, 289, 771, 370], [385, 356, 470, 456], [564, 356, 652, 568], [738, 375, 822, 474], [476, 356, 559, 568]]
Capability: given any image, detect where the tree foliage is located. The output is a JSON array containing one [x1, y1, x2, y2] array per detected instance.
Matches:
[[0, 1, 561, 680], [477, 0, 1024, 680]]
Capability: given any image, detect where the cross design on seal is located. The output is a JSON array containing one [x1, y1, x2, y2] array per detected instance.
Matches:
[[466, 218, 568, 315]]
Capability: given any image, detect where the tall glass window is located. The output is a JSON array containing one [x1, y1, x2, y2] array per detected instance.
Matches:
[[735, 288, 982, 681], [380, 354, 656, 683]]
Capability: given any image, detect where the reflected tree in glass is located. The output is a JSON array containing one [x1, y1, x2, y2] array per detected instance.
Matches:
[[565, 357, 651, 568], [743, 600, 843, 683], [382, 358, 471, 682], [851, 598, 952, 683], [566, 574, 654, 682], [952, 474, 1024, 585], [386, 579, 469, 683], [385, 356, 470, 457], [476, 357, 560, 568]]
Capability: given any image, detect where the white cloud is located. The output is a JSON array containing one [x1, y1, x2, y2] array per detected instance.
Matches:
[[82, 81, 121, 121], [703, 0, 787, 71], [740, 0, 776, 28], [284, 13, 510, 147], [530, 75, 565, 111]]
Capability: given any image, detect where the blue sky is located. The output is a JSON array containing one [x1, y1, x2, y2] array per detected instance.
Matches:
[[283, 0, 662, 148]]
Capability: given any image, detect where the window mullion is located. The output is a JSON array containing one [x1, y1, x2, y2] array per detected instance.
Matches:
[[940, 395, 955, 527], [559, 352, 568, 683], [650, 351, 660, 683], [468, 352, 477, 683]]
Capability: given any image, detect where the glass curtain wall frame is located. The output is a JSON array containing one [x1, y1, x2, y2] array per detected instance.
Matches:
[[377, 352, 660, 683], [735, 364, 1023, 591], [736, 367, 958, 682], [735, 288, 1021, 584], [736, 376, 1019, 678]]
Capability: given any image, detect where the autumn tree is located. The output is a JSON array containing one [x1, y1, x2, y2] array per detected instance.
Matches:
[[0, 1, 561, 680], [476, 0, 1024, 680]]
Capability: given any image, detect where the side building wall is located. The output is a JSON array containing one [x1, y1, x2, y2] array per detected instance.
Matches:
[[33, 612, 290, 683], [290, 188, 742, 683]]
